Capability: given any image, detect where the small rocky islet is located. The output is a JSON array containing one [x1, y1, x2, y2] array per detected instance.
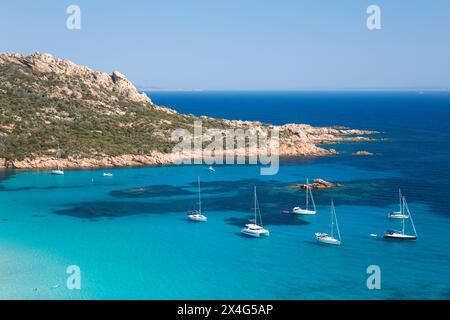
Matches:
[[290, 179, 342, 190]]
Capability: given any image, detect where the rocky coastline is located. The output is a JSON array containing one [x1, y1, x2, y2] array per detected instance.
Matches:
[[0, 52, 379, 170], [0, 123, 377, 170]]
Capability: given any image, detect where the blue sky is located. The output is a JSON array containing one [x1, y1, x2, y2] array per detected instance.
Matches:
[[1, 0, 449, 90]]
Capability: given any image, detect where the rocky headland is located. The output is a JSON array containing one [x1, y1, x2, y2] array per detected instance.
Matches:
[[0, 52, 378, 169]]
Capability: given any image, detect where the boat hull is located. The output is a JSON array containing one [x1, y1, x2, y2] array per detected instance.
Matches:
[[388, 212, 409, 219], [315, 233, 341, 245], [188, 214, 207, 222], [383, 232, 417, 240], [293, 207, 316, 215], [51, 170, 64, 175], [241, 228, 270, 238]]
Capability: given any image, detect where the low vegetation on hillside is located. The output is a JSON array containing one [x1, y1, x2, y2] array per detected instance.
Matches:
[[0, 56, 224, 161]]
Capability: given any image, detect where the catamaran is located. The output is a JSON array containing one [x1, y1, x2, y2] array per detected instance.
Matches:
[[241, 186, 270, 238], [187, 177, 208, 222], [315, 200, 341, 245], [384, 196, 417, 240], [293, 178, 317, 215], [388, 189, 409, 219], [51, 146, 64, 175]]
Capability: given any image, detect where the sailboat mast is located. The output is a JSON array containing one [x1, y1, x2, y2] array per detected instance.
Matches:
[[305, 178, 309, 210], [310, 186, 316, 212], [330, 200, 334, 238], [401, 210, 405, 234], [334, 203, 341, 241], [254, 186, 258, 225], [403, 197, 418, 236], [57, 145, 61, 170], [198, 177, 202, 213], [399, 188, 402, 213]]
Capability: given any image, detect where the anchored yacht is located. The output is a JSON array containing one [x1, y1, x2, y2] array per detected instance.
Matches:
[[241, 186, 270, 238], [315, 200, 341, 245], [384, 196, 417, 240], [188, 177, 208, 222], [388, 189, 409, 219], [293, 178, 316, 215]]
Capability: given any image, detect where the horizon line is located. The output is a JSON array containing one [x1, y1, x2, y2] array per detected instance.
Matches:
[[140, 88, 450, 93]]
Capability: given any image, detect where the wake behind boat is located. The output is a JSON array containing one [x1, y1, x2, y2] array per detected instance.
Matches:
[[315, 200, 341, 245], [384, 196, 417, 240], [293, 178, 317, 215], [187, 177, 208, 222], [241, 186, 270, 238]]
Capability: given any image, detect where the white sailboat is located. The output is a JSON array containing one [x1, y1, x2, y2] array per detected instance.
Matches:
[[187, 177, 208, 222], [315, 200, 341, 245], [384, 196, 417, 240], [241, 186, 270, 238], [388, 189, 409, 219], [51, 146, 64, 175], [293, 178, 317, 215]]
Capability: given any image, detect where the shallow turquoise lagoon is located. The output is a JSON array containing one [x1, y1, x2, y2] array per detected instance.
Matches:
[[0, 162, 449, 299]]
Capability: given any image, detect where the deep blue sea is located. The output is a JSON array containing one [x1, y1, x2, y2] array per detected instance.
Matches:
[[1, 91, 450, 299]]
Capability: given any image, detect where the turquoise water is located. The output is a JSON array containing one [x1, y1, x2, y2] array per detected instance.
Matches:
[[1, 91, 450, 299]]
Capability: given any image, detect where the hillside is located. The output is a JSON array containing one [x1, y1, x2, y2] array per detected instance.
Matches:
[[0, 53, 376, 169]]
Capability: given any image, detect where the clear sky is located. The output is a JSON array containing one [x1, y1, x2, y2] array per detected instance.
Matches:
[[1, 0, 449, 90]]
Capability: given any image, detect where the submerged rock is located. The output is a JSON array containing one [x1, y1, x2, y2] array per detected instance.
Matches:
[[291, 178, 342, 190], [353, 150, 375, 156]]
